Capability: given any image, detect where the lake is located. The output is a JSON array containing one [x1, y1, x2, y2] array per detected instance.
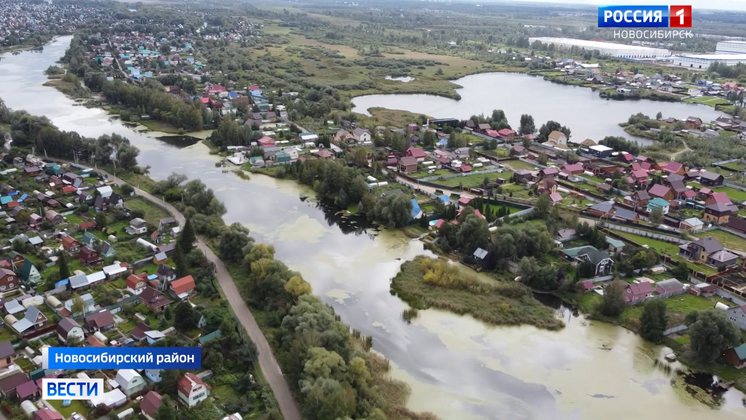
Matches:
[[352, 72, 726, 145], [1, 37, 744, 420]]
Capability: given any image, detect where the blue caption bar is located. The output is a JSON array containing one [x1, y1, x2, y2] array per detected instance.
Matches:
[[598, 5, 670, 28], [47, 347, 201, 370]]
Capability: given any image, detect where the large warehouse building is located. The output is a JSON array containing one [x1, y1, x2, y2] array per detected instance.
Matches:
[[716, 40, 746, 54], [527, 37, 671, 59], [672, 53, 746, 69]]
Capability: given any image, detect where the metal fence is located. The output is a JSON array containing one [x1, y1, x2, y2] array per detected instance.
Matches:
[[418, 167, 502, 182], [663, 325, 688, 336], [603, 222, 687, 244]]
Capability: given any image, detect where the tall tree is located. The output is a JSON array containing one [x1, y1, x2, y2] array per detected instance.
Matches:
[[519, 114, 535, 135], [58, 252, 70, 280], [640, 300, 667, 343], [178, 218, 196, 253], [685, 309, 741, 363], [600, 280, 626, 317], [155, 396, 178, 420], [649, 207, 664, 225], [173, 245, 188, 278]]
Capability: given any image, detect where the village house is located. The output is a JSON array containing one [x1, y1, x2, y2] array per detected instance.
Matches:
[[45, 210, 64, 225], [34, 408, 62, 420], [140, 391, 163, 420], [588, 201, 614, 218], [62, 235, 81, 254], [725, 305, 746, 331], [545, 131, 568, 146], [699, 171, 724, 186], [0, 341, 15, 369], [157, 264, 177, 283], [126, 273, 148, 295], [405, 147, 427, 162], [0, 268, 17, 292], [140, 287, 171, 313], [648, 184, 675, 201], [57, 317, 84, 344], [84, 310, 116, 332], [624, 282, 654, 305], [125, 218, 148, 235], [680, 217, 705, 232], [559, 246, 614, 275], [685, 116, 703, 129], [350, 128, 372, 144], [655, 279, 685, 298], [679, 236, 723, 262], [12, 306, 47, 336], [398, 156, 418, 174], [177, 372, 211, 407], [79, 246, 101, 266], [115, 369, 146, 397], [646, 198, 670, 215], [704, 203, 735, 224], [169, 275, 196, 300]]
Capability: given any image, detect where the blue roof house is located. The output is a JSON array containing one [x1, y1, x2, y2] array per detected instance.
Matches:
[[646, 198, 670, 215]]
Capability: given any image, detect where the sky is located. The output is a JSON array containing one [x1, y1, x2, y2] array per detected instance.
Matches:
[[503, 0, 746, 11]]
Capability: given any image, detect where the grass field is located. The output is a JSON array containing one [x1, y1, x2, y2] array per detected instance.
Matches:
[[48, 398, 88, 418], [711, 186, 746, 201], [367, 108, 430, 128], [433, 171, 514, 188], [619, 294, 718, 326], [503, 160, 536, 171], [126, 197, 170, 221], [684, 96, 730, 106], [694, 229, 746, 253]]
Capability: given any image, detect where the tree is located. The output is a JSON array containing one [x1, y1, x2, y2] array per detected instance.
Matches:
[[178, 218, 196, 253], [218, 226, 253, 263], [174, 302, 197, 331], [649, 206, 664, 225], [95, 212, 108, 228], [284, 276, 312, 301], [639, 300, 667, 343], [456, 214, 489, 253], [534, 193, 551, 218], [352, 148, 368, 167], [372, 193, 412, 228], [71, 294, 85, 316], [685, 309, 741, 363], [58, 252, 70, 280], [173, 245, 188, 278], [656, 111, 663, 120], [155, 395, 178, 420], [519, 114, 535, 135], [537, 153, 548, 165], [599, 280, 626, 317], [121, 184, 134, 196]]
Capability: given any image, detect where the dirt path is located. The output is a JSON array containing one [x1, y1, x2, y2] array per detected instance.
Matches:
[[103, 171, 302, 420], [670, 139, 691, 160]]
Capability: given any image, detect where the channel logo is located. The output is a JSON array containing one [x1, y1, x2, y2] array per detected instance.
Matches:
[[598, 5, 692, 28], [42, 378, 104, 400]]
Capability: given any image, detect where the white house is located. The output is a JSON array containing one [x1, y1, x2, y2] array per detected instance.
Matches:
[[144, 369, 162, 383], [177, 372, 211, 407], [125, 218, 148, 235], [97, 186, 113, 198], [115, 369, 147, 397], [64, 293, 95, 316]]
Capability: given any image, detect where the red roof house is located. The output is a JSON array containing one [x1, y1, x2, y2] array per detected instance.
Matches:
[[497, 128, 516, 138], [257, 137, 275, 147], [170, 275, 196, 299], [624, 282, 654, 304], [485, 129, 499, 138], [648, 184, 674, 201], [405, 147, 426, 160]]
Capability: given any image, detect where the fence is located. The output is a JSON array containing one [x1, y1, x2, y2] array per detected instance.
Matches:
[[602, 222, 687, 244], [417, 166, 502, 182], [723, 181, 746, 193], [588, 275, 614, 284]]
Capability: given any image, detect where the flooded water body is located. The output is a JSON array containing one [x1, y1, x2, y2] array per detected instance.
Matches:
[[1, 37, 744, 420], [352, 72, 726, 146]]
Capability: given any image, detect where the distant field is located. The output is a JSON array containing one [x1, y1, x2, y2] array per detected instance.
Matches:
[[503, 160, 536, 171], [684, 96, 729, 106]]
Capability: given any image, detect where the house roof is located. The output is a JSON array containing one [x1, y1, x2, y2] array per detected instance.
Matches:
[[131, 322, 154, 340], [177, 372, 210, 396], [700, 171, 723, 181], [116, 369, 142, 388], [691, 236, 723, 254], [710, 192, 732, 204], [590, 201, 613, 214], [732, 343, 746, 361], [406, 147, 426, 158], [16, 380, 38, 399], [170, 275, 196, 296], [727, 217, 746, 232], [683, 217, 704, 228], [548, 130, 565, 140], [473, 248, 488, 259], [57, 317, 81, 337], [549, 192, 562, 203], [0, 341, 14, 359], [85, 310, 115, 329], [562, 246, 610, 265], [606, 237, 625, 248], [648, 184, 671, 198], [0, 373, 29, 393], [635, 190, 650, 201], [34, 408, 62, 420], [709, 250, 738, 262], [706, 202, 736, 213], [627, 282, 654, 297], [399, 156, 417, 167], [140, 391, 162, 416], [613, 207, 638, 221], [648, 197, 670, 208], [662, 161, 684, 173], [656, 278, 683, 291], [69, 273, 88, 289]]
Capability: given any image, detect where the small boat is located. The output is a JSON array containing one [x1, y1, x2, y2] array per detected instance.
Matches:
[[664, 353, 677, 362]]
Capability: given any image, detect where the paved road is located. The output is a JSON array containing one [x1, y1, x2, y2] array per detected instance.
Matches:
[[103, 171, 302, 420]]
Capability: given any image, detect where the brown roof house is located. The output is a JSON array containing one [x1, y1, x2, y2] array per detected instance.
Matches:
[[679, 236, 723, 263], [56, 317, 84, 344], [84, 310, 116, 332], [0, 268, 18, 293], [624, 282, 654, 305], [0, 341, 15, 369], [62, 236, 81, 254], [78, 246, 101, 266], [141, 390, 163, 420], [398, 156, 418, 174], [140, 287, 171, 313]]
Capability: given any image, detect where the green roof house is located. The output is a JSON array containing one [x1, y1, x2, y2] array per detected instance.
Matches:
[[560, 246, 614, 276], [20, 259, 42, 284], [275, 152, 291, 163], [198, 330, 222, 346]]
